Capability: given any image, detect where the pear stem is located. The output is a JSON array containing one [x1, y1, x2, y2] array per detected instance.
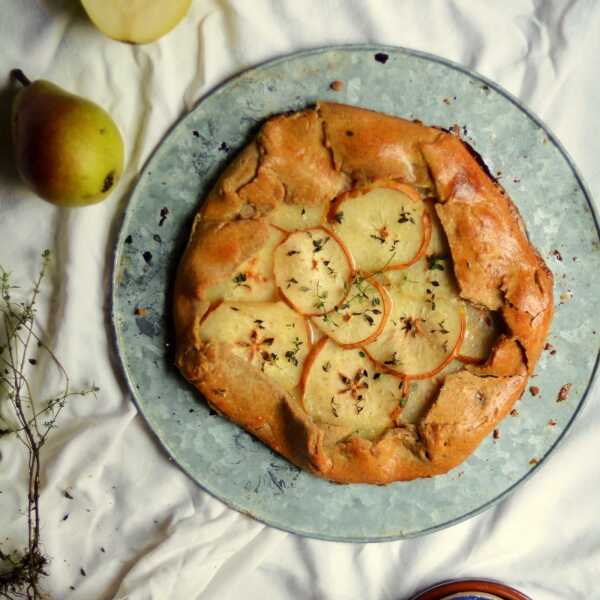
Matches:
[[11, 69, 31, 87]]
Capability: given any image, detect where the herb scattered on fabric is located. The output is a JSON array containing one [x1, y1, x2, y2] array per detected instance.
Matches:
[[0, 251, 98, 599]]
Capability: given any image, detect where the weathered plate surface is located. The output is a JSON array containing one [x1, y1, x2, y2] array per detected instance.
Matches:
[[111, 45, 600, 542]]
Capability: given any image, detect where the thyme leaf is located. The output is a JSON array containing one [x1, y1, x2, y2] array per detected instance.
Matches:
[[370, 233, 386, 244], [232, 272, 250, 288], [427, 256, 445, 271], [312, 237, 330, 253], [284, 337, 303, 367], [331, 396, 339, 417], [398, 206, 416, 224]]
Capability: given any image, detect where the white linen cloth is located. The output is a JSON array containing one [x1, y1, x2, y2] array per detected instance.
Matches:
[[1, 1, 599, 598]]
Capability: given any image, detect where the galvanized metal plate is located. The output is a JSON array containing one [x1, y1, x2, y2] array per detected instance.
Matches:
[[111, 45, 600, 541]]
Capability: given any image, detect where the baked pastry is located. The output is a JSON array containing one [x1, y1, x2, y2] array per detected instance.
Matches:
[[174, 102, 553, 484]]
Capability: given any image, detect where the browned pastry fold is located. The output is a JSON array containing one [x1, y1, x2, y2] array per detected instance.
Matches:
[[173, 102, 553, 484], [173, 218, 271, 346], [318, 101, 440, 189], [202, 110, 349, 222], [421, 133, 553, 372]]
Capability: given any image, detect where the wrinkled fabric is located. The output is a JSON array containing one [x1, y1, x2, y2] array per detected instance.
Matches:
[[1, 1, 599, 599]]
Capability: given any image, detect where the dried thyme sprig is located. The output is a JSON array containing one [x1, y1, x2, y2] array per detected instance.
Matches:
[[0, 251, 99, 600]]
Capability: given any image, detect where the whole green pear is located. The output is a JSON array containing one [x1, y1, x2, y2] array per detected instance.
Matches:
[[11, 70, 124, 207]]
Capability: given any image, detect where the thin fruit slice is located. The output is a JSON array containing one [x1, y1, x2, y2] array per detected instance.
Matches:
[[424, 198, 450, 255], [328, 181, 431, 273], [274, 228, 353, 315], [205, 225, 284, 303], [268, 202, 325, 231], [301, 339, 404, 439], [399, 360, 463, 424], [366, 290, 465, 378], [311, 273, 391, 348], [200, 301, 310, 391], [81, 0, 191, 44], [383, 256, 459, 301], [458, 303, 501, 364]]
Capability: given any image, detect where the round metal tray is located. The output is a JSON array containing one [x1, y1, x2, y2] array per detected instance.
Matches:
[[111, 45, 600, 542]]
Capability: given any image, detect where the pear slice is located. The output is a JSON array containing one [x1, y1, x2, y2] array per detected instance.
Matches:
[[366, 291, 465, 378], [328, 181, 431, 273], [311, 273, 391, 348], [398, 360, 464, 424], [81, 0, 191, 44], [200, 301, 310, 391], [274, 228, 353, 315], [268, 202, 326, 231], [458, 303, 501, 364], [424, 199, 450, 256], [205, 225, 284, 303], [301, 339, 404, 439], [384, 256, 459, 301]]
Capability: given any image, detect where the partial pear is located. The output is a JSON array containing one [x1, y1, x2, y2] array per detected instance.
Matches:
[[11, 70, 124, 207], [81, 0, 192, 44]]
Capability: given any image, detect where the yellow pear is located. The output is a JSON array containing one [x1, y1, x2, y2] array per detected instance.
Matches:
[[11, 70, 124, 207], [81, 0, 192, 44]]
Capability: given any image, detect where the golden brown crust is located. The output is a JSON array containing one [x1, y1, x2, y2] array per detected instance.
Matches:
[[318, 101, 440, 189], [201, 142, 262, 221], [173, 217, 270, 344], [417, 371, 526, 472], [174, 103, 554, 484], [421, 133, 553, 372], [178, 341, 303, 460], [278, 370, 526, 484], [176, 218, 270, 298], [202, 109, 350, 222], [466, 336, 527, 378]]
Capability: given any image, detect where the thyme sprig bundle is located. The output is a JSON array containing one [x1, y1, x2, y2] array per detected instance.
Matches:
[[0, 251, 98, 600]]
